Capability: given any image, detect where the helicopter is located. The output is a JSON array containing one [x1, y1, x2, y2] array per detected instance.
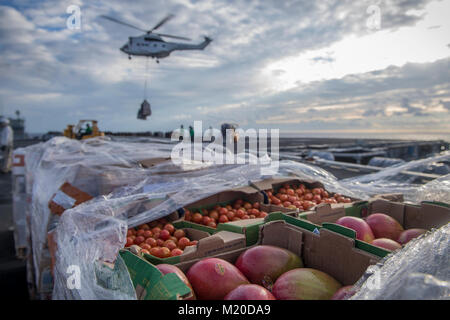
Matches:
[[101, 14, 212, 63]]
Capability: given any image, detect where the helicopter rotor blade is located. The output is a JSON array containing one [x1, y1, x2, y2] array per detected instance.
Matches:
[[149, 14, 175, 32], [100, 15, 147, 32], [156, 33, 192, 41]]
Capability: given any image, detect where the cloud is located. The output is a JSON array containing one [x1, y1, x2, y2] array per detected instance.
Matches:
[[0, 0, 448, 136]]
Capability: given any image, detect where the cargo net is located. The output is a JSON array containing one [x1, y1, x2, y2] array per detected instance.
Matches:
[[18, 136, 450, 300]]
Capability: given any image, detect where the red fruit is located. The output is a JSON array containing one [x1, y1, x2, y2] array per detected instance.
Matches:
[[295, 189, 304, 196], [202, 216, 212, 225], [242, 215, 250, 220], [127, 229, 135, 237], [272, 268, 342, 300], [335, 216, 375, 243], [279, 194, 288, 202], [243, 202, 252, 210], [272, 198, 281, 205], [186, 258, 250, 300], [304, 193, 313, 200], [136, 229, 146, 237], [259, 212, 268, 218], [173, 229, 186, 239], [288, 196, 297, 203], [145, 237, 157, 247], [164, 240, 177, 251], [140, 243, 151, 251], [235, 245, 303, 289], [282, 201, 292, 207], [224, 284, 276, 300], [331, 285, 357, 300], [178, 237, 190, 250], [169, 236, 178, 244], [192, 213, 203, 224], [156, 239, 165, 247], [126, 237, 134, 247], [321, 191, 329, 198], [188, 240, 198, 246], [236, 209, 245, 218], [226, 211, 235, 220], [252, 202, 260, 209], [313, 194, 322, 202], [219, 207, 228, 215], [141, 249, 150, 255], [170, 248, 184, 257], [139, 223, 150, 230], [159, 247, 171, 258], [312, 188, 322, 195], [209, 210, 219, 221], [149, 247, 161, 257], [371, 238, 402, 251], [184, 212, 192, 221], [366, 213, 404, 241], [219, 215, 229, 223], [134, 236, 145, 245], [159, 229, 171, 241], [207, 221, 217, 228], [397, 228, 427, 245], [164, 223, 175, 235], [151, 227, 161, 234], [156, 264, 195, 300], [143, 230, 153, 238]]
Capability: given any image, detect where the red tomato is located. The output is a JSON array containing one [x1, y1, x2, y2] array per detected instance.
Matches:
[[140, 243, 151, 251], [293, 201, 302, 208], [184, 212, 192, 221], [159, 229, 171, 240], [170, 248, 183, 257], [219, 207, 228, 215], [279, 194, 288, 202], [279, 188, 287, 194], [304, 193, 313, 200], [252, 202, 260, 209], [156, 239, 165, 247], [126, 237, 134, 247], [219, 215, 229, 223], [149, 247, 160, 257], [164, 224, 175, 235], [134, 236, 145, 245], [321, 191, 329, 198], [287, 189, 295, 196], [209, 210, 219, 221], [259, 212, 268, 218], [178, 237, 190, 250], [295, 189, 304, 196], [233, 203, 241, 210], [151, 227, 161, 234], [207, 221, 217, 228], [226, 211, 235, 220], [313, 194, 322, 202], [173, 229, 186, 239], [283, 201, 292, 207], [202, 216, 212, 225], [136, 229, 146, 237], [236, 209, 245, 218], [243, 202, 252, 210], [164, 240, 177, 251], [226, 205, 233, 211], [143, 230, 153, 238], [249, 215, 256, 219], [242, 215, 250, 220], [344, 198, 352, 203], [192, 213, 203, 223], [288, 196, 297, 203], [160, 247, 171, 258], [127, 229, 135, 237], [272, 197, 281, 205], [145, 237, 157, 247], [139, 224, 150, 230], [235, 199, 244, 206], [312, 188, 322, 195]]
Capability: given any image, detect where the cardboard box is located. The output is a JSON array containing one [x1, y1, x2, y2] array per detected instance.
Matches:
[[175, 214, 381, 287], [120, 250, 193, 300], [297, 199, 450, 257], [251, 177, 360, 212], [48, 182, 93, 215], [142, 225, 246, 265]]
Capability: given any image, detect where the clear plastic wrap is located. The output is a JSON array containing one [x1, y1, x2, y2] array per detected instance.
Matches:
[[351, 223, 450, 300], [341, 151, 450, 202]]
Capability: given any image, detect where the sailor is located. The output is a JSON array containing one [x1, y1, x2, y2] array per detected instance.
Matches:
[[85, 123, 92, 135], [0, 116, 14, 174]]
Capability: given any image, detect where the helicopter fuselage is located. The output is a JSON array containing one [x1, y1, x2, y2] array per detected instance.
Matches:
[[120, 34, 211, 59]]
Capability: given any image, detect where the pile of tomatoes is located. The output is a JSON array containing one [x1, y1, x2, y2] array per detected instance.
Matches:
[[184, 199, 269, 229], [266, 183, 352, 211], [125, 218, 198, 258]]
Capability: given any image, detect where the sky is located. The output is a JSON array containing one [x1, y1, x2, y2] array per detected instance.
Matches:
[[0, 0, 449, 137]]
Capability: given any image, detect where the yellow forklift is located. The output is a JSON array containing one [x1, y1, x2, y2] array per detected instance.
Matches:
[[63, 120, 105, 140]]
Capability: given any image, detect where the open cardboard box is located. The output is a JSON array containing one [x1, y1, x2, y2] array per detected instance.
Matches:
[[296, 198, 450, 257], [120, 249, 193, 300], [251, 177, 361, 213], [175, 213, 382, 288]]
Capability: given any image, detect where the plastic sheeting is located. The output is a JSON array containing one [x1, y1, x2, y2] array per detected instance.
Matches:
[[351, 223, 449, 300], [341, 151, 450, 203]]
